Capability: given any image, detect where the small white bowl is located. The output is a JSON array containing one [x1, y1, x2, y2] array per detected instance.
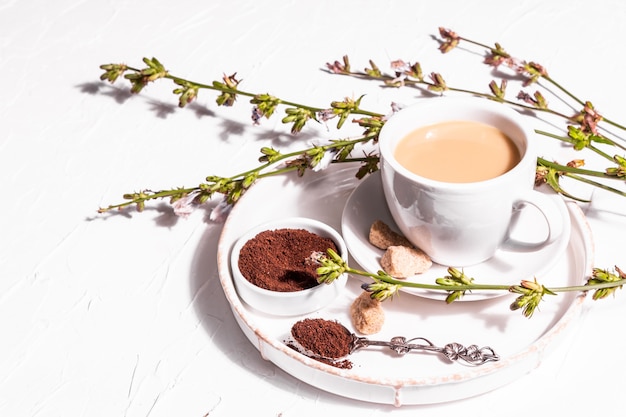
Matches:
[[230, 217, 348, 316]]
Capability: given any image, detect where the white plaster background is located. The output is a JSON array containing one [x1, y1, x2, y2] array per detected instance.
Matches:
[[1, 0, 625, 416]]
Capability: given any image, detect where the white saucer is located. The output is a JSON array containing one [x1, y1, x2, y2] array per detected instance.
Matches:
[[341, 171, 572, 301]]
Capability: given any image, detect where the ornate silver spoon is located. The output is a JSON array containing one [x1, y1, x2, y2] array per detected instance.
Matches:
[[290, 318, 500, 366], [348, 334, 500, 366]]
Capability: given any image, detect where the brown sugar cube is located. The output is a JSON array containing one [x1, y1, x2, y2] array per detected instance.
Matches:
[[368, 220, 413, 250], [380, 245, 432, 278], [350, 291, 385, 335]]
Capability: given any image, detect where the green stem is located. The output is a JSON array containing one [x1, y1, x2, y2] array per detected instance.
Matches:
[[168, 73, 325, 114], [535, 130, 616, 162], [537, 157, 614, 179], [541, 75, 626, 136], [335, 69, 574, 120], [561, 173, 626, 198], [98, 187, 199, 212], [346, 265, 511, 292], [541, 75, 584, 107], [128, 66, 381, 118], [456, 36, 494, 52], [458, 35, 626, 134], [345, 264, 626, 294], [99, 136, 371, 212], [602, 118, 626, 132]]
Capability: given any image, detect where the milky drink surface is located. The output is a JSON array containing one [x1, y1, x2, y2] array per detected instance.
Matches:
[[394, 120, 521, 183]]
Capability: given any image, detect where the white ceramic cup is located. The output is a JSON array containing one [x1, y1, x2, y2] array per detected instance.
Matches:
[[378, 97, 565, 267]]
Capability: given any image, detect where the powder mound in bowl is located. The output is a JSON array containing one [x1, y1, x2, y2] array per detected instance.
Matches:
[[237, 228, 339, 292]]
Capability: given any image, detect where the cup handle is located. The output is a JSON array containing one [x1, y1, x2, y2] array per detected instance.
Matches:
[[500, 189, 568, 253]]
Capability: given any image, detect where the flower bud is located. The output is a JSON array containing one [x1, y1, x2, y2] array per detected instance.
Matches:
[[520, 279, 541, 291]]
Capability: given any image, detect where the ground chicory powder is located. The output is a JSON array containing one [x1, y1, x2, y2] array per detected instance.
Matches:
[[237, 228, 339, 292], [290, 318, 354, 369]]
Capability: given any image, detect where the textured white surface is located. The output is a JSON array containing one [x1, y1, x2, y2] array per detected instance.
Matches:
[[1, 0, 625, 416]]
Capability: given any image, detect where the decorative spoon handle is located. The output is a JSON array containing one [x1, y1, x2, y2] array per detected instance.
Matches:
[[352, 335, 500, 366]]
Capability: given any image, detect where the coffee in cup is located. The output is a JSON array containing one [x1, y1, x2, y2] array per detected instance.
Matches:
[[394, 120, 520, 183]]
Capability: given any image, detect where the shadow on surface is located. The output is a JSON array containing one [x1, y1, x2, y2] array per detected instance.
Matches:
[[77, 80, 320, 144]]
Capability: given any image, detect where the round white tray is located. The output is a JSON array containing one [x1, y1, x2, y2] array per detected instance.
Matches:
[[216, 165, 594, 406]]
